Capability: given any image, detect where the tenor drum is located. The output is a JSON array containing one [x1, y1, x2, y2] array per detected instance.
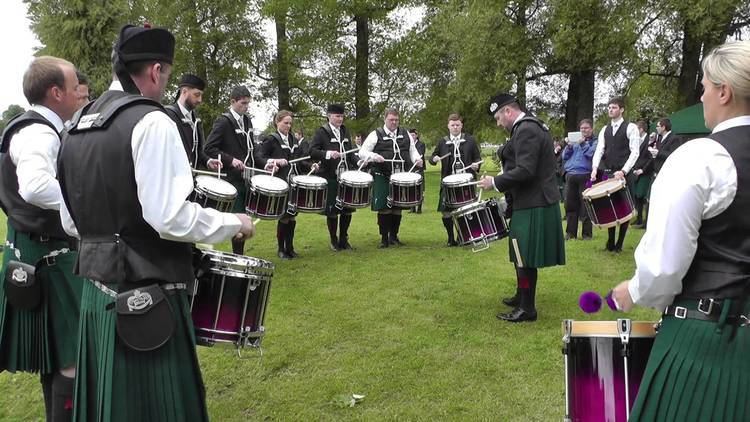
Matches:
[[451, 198, 508, 251], [191, 249, 274, 349], [246, 175, 289, 220], [289, 175, 327, 213], [337, 170, 373, 209], [582, 179, 635, 229], [191, 175, 237, 212], [562, 319, 656, 422], [442, 173, 477, 208], [388, 172, 423, 208]]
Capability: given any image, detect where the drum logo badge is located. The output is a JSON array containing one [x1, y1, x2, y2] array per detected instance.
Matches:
[[11, 267, 28, 284], [127, 290, 153, 312]]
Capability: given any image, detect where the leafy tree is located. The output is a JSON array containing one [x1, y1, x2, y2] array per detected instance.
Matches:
[[0, 105, 27, 133]]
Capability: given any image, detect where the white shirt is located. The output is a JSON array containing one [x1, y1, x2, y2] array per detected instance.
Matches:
[[59, 88, 241, 244], [592, 117, 641, 173], [359, 125, 422, 163], [229, 108, 244, 131], [627, 115, 750, 310], [8, 104, 64, 211], [177, 101, 193, 123]]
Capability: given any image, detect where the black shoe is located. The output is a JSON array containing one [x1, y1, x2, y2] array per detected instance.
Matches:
[[565, 234, 576, 241], [378, 241, 389, 249], [581, 235, 592, 241], [502, 295, 520, 307], [277, 250, 292, 260], [287, 249, 299, 258], [390, 236, 405, 246], [613, 247, 623, 253], [339, 240, 353, 250], [446, 240, 458, 247], [330, 241, 341, 252], [497, 307, 537, 322], [604, 241, 615, 252]]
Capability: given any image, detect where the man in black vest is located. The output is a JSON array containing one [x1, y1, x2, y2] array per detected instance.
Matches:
[[610, 40, 750, 420], [358, 108, 423, 248], [57, 24, 255, 421], [0, 56, 83, 421], [310, 104, 359, 251], [164, 74, 220, 170], [649, 118, 683, 175], [590, 97, 641, 252], [478, 94, 565, 322], [205, 85, 269, 255]]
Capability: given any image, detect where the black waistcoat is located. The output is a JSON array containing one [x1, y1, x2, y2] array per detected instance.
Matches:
[[164, 103, 205, 169], [0, 111, 67, 238], [59, 90, 193, 285], [680, 125, 750, 299], [603, 121, 630, 171], [371, 127, 412, 176]]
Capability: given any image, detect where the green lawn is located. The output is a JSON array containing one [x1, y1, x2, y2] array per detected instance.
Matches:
[[0, 164, 659, 421]]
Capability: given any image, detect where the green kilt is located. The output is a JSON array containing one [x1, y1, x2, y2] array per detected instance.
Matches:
[[0, 224, 82, 373], [633, 174, 652, 200], [323, 176, 356, 216], [436, 186, 456, 212], [507, 204, 565, 268], [74, 281, 208, 422], [371, 173, 390, 211], [230, 180, 247, 213], [630, 300, 750, 421]]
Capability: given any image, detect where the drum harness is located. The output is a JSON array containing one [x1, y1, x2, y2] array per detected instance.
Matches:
[[447, 135, 466, 175]]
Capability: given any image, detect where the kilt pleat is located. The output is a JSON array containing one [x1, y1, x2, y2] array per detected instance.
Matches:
[[630, 310, 750, 422], [507, 204, 565, 268], [74, 281, 208, 422], [371, 173, 389, 211]]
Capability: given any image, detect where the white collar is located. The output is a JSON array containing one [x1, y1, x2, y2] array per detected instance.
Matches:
[[30, 104, 64, 133], [512, 112, 526, 127], [229, 108, 243, 122], [108, 80, 123, 91], [662, 130, 671, 139], [383, 126, 399, 137], [177, 101, 192, 120], [610, 117, 624, 127], [712, 116, 750, 134]]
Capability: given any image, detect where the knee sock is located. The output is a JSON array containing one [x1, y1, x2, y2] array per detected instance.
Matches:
[[327, 217, 338, 243], [52, 372, 75, 422], [516, 267, 538, 311], [442, 217, 455, 243]]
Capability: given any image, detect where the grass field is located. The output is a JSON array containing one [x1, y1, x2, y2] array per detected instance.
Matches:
[[0, 164, 659, 421]]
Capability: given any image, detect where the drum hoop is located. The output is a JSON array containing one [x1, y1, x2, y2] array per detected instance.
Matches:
[[251, 175, 289, 193], [562, 320, 657, 337], [340, 171, 374, 184], [292, 176, 328, 189], [452, 200, 487, 216], [194, 185, 237, 201], [442, 174, 473, 186], [583, 179, 625, 199]]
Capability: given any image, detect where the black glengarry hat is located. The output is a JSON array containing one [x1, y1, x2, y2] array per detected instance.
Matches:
[[116, 24, 175, 65], [178, 74, 206, 90], [487, 93, 518, 115], [327, 103, 345, 114]]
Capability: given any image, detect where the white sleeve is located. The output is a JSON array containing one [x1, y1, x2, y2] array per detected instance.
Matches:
[[622, 123, 641, 174], [409, 139, 421, 163], [131, 111, 242, 244], [627, 139, 737, 309], [9, 124, 62, 210], [357, 131, 380, 161], [59, 199, 79, 238], [592, 127, 606, 170]]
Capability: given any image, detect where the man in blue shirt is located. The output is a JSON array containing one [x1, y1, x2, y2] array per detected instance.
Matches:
[[562, 119, 597, 239]]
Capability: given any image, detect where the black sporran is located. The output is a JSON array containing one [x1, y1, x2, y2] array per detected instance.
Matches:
[[3, 260, 41, 310], [115, 284, 175, 352]]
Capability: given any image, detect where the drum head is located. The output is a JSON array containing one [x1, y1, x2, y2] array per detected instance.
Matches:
[[199, 249, 275, 280], [390, 172, 422, 183], [195, 175, 237, 197], [340, 170, 374, 184], [293, 175, 327, 187], [452, 200, 486, 216], [442, 173, 473, 185], [251, 174, 289, 193], [584, 179, 625, 199]]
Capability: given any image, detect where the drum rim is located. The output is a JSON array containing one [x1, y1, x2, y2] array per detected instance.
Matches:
[[200, 249, 275, 270], [194, 175, 238, 198], [339, 170, 374, 183], [292, 175, 328, 188], [561, 320, 657, 337], [251, 174, 290, 193], [583, 179, 626, 199], [390, 172, 422, 183], [451, 200, 488, 215]]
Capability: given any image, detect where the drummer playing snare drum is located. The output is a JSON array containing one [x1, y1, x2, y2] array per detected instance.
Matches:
[[430, 113, 482, 246]]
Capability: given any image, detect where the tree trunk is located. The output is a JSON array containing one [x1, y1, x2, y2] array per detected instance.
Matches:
[[354, 14, 370, 120], [677, 21, 702, 108], [516, 71, 527, 110], [275, 10, 291, 111], [565, 70, 595, 132]]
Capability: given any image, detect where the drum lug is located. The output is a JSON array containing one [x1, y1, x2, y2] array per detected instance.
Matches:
[[471, 237, 490, 253], [562, 320, 572, 347], [617, 318, 632, 346]]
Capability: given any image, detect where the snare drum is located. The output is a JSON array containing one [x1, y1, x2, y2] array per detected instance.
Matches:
[[191, 249, 274, 349], [246, 175, 289, 219], [388, 172, 423, 208], [562, 319, 656, 422], [451, 198, 508, 251], [442, 173, 477, 208], [191, 175, 237, 212], [582, 179, 635, 228], [289, 175, 327, 213], [337, 170, 373, 209]]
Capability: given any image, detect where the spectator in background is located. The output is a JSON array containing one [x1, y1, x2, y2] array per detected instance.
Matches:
[[553, 137, 565, 201], [75, 70, 90, 109], [649, 118, 683, 176], [562, 119, 597, 240]]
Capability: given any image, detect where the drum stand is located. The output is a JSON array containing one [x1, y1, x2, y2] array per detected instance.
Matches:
[[618, 318, 633, 421], [562, 319, 572, 422]]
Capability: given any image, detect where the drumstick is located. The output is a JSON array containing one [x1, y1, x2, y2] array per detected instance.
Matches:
[[243, 166, 273, 175], [458, 160, 484, 172], [357, 159, 369, 171], [217, 154, 221, 179], [438, 152, 451, 160], [192, 169, 227, 177], [382, 158, 404, 162], [478, 172, 486, 202], [342, 147, 360, 155], [288, 155, 311, 164], [306, 168, 315, 176]]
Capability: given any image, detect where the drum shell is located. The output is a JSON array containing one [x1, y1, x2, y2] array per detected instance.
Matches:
[[191, 176, 237, 212], [388, 173, 423, 208], [582, 180, 635, 229], [245, 175, 289, 220], [451, 199, 508, 246], [442, 174, 477, 208], [337, 171, 373, 209], [191, 250, 274, 349], [289, 176, 327, 213]]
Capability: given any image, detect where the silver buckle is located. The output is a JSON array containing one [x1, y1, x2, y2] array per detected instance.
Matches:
[[697, 299, 715, 315], [674, 306, 687, 319], [740, 315, 749, 327]]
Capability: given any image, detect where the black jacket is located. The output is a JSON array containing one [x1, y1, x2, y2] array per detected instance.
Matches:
[[309, 124, 358, 179], [430, 134, 481, 179], [163, 103, 209, 169], [632, 134, 654, 178], [492, 116, 560, 210], [258, 131, 309, 182], [204, 112, 263, 184], [648, 132, 683, 174]]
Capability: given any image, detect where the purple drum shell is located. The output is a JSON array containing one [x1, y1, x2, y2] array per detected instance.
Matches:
[[246, 191, 288, 219], [192, 273, 266, 345], [566, 336, 653, 422], [290, 185, 326, 211], [588, 190, 634, 226], [484, 200, 509, 240], [389, 184, 422, 207], [337, 184, 370, 208], [445, 184, 477, 207]]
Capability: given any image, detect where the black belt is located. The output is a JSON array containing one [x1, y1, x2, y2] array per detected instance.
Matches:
[[664, 299, 749, 327]]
